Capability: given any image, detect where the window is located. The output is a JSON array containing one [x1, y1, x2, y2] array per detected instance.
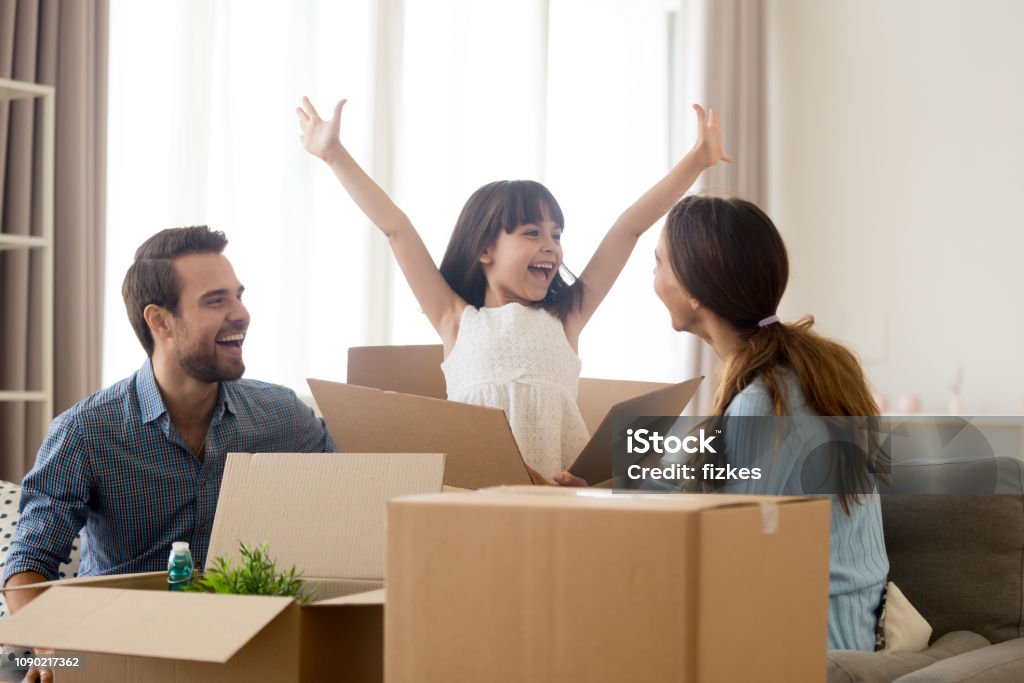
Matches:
[[104, 0, 695, 391]]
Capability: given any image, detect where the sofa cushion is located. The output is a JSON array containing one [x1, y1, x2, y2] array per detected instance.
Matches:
[[881, 457, 1024, 645], [0, 481, 82, 670], [882, 581, 933, 653], [828, 630, 991, 683], [894, 638, 1024, 683]]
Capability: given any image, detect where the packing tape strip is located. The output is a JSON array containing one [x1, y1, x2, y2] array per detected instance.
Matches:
[[759, 501, 779, 534]]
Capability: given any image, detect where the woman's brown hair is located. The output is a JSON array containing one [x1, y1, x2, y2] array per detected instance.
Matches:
[[664, 195, 883, 512], [438, 180, 582, 320]]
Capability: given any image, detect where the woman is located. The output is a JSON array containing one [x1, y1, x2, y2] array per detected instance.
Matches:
[[558, 195, 889, 651]]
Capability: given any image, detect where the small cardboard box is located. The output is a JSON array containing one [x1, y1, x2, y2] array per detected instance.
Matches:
[[386, 489, 831, 683], [309, 345, 701, 489], [0, 452, 440, 682]]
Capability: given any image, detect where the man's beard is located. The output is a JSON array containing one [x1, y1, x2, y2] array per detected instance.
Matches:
[[175, 337, 245, 383]]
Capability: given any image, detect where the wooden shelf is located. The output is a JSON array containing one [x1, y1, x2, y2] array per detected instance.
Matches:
[[0, 391, 49, 402], [0, 77, 53, 100], [0, 234, 49, 250], [0, 77, 55, 460]]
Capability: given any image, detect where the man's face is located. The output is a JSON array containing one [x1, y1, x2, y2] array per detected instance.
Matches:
[[168, 252, 250, 383]]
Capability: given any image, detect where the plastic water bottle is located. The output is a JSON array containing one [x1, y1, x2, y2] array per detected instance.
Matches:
[[167, 541, 194, 591]]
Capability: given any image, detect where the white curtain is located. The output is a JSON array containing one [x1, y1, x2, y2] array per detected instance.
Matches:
[[391, 0, 687, 386], [104, 0, 379, 390], [104, 0, 701, 392]]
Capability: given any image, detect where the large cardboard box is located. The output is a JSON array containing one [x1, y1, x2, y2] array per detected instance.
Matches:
[[312, 345, 701, 488], [386, 489, 831, 683], [0, 452, 440, 682], [345, 344, 682, 434]]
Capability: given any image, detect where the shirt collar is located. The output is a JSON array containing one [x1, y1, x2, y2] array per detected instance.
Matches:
[[137, 359, 168, 425], [137, 358, 237, 424], [217, 381, 238, 421]]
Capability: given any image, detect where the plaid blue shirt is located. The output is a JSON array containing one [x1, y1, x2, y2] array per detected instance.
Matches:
[[4, 360, 336, 582]]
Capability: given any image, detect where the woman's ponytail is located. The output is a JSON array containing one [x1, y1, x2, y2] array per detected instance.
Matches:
[[665, 196, 883, 511]]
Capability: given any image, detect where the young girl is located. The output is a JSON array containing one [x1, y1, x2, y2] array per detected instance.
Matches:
[[555, 195, 888, 651], [296, 97, 731, 478]]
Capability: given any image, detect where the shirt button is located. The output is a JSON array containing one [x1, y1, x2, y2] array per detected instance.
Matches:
[[199, 520, 206, 530], [199, 480, 206, 488]]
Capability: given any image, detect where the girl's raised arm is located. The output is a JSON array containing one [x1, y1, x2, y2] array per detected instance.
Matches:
[[297, 97, 465, 347], [566, 105, 732, 338]]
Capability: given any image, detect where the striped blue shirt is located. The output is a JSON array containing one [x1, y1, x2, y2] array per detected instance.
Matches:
[[4, 360, 336, 582]]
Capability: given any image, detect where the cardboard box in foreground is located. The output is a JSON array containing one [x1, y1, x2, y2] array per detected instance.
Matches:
[[386, 489, 831, 683], [0, 452, 441, 682]]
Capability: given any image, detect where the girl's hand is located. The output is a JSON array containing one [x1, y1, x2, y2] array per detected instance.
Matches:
[[525, 465, 589, 487], [690, 103, 734, 169], [525, 463, 556, 486], [552, 471, 589, 488], [296, 96, 346, 164]]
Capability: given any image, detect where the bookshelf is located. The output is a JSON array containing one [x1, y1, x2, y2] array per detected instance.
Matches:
[[0, 77, 55, 458]]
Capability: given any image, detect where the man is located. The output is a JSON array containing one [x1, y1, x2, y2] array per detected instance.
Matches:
[[3, 226, 335, 613]]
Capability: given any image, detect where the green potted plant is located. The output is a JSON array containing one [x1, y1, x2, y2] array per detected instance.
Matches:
[[186, 541, 316, 604]]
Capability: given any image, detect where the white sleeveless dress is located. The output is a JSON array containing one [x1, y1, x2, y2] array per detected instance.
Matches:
[[441, 303, 591, 478]]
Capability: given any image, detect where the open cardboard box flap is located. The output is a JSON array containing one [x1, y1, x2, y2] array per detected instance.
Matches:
[[0, 452, 442, 665], [2, 585, 293, 663], [1, 569, 168, 593], [568, 376, 702, 484], [309, 379, 531, 490], [396, 488, 814, 514], [310, 587, 386, 607], [206, 451, 444, 581], [346, 344, 445, 401]]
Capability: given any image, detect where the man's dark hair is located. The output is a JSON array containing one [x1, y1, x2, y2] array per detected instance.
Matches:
[[122, 226, 228, 356]]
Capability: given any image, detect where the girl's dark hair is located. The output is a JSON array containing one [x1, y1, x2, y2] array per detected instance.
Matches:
[[439, 180, 582, 320], [122, 226, 228, 355], [665, 195, 883, 512]]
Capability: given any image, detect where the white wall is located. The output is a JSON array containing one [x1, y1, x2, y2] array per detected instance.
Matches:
[[767, 0, 1024, 414]]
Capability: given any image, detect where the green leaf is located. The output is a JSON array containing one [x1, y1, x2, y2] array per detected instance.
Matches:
[[183, 540, 313, 602]]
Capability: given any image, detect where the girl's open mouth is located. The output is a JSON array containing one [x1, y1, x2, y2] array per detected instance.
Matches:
[[528, 263, 555, 281]]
